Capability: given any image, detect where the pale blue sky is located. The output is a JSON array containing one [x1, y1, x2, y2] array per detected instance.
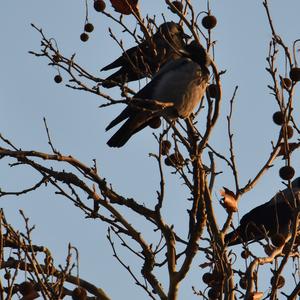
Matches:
[[1, 1, 300, 299]]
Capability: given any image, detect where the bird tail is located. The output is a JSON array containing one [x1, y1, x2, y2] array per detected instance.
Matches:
[[102, 80, 117, 89], [101, 57, 123, 71], [106, 109, 131, 131], [102, 70, 126, 88], [107, 122, 134, 147], [107, 114, 152, 148]]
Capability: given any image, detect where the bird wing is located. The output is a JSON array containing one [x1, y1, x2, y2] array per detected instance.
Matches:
[[230, 194, 294, 245], [226, 185, 300, 246], [101, 22, 190, 88], [106, 58, 191, 131], [105, 106, 132, 131], [106, 58, 208, 147], [150, 59, 209, 118], [135, 58, 195, 99], [101, 45, 140, 71], [106, 111, 157, 147]]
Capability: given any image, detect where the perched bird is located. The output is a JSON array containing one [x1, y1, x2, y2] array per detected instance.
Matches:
[[225, 177, 300, 246], [105, 41, 210, 148], [101, 22, 189, 88]]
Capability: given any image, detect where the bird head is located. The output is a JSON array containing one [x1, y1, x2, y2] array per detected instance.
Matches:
[[186, 40, 211, 67], [158, 22, 190, 45]]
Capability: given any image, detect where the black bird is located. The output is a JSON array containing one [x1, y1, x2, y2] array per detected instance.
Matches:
[[105, 41, 210, 148], [101, 22, 189, 88], [225, 177, 300, 246]]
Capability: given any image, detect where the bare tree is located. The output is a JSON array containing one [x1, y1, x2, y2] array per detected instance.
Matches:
[[1, 0, 300, 299]]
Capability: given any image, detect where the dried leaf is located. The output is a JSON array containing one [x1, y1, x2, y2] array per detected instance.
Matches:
[[110, 0, 138, 15], [199, 261, 213, 269], [220, 187, 238, 212], [277, 142, 300, 159], [248, 291, 264, 300], [21, 291, 39, 300]]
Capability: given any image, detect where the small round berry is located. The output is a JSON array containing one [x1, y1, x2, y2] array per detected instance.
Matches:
[[271, 275, 285, 289], [4, 272, 11, 280], [169, 1, 183, 13], [289, 67, 300, 82], [149, 117, 161, 129], [271, 233, 286, 247], [207, 287, 220, 300], [80, 32, 89, 42], [171, 153, 184, 166], [241, 250, 250, 259], [53, 54, 61, 63], [202, 272, 214, 285], [279, 165, 295, 180], [161, 140, 172, 156], [202, 15, 217, 30], [94, 0, 106, 12], [164, 157, 172, 166], [72, 287, 87, 300], [164, 152, 184, 167], [54, 75, 62, 83], [281, 125, 294, 139], [207, 83, 218, 98], [84, 23, 94, 33], [281, 77, 292, 90], [239, 277, 247, 290], [286, 125, 294, 139], [272, 111, 284, 126]]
